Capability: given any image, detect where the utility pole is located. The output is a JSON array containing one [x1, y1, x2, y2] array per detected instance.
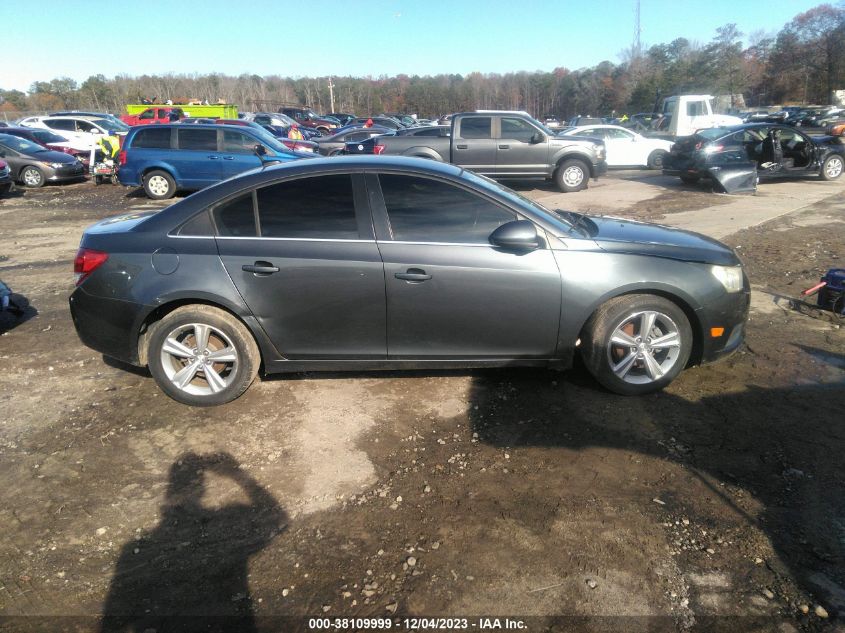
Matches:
[[633, 0, 642, 60], [328, 77, 335, 113]]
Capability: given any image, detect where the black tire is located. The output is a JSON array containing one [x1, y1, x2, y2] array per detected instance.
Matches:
[[679, 174, 700, 185], [0, 183, 11, 196], [316, 127, 330, 136], [147, 305, 260, 406], [20, 165, 45, 188], [647, 150, 668, 170], [143, 169, 176, 200], [328, 149, 343, 157], [820, 154, 843, 181], [554, 158, 589, 192], [580, 294, 693, 396]]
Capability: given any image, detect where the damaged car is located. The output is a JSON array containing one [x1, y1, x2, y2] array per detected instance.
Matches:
[[663, 124, 844, 193]]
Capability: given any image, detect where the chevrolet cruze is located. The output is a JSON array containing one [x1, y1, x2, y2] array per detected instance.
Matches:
[[70, 156, 749, 406]]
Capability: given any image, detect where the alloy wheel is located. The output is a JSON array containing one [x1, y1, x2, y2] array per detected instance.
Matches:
[[606, 310, 682, 385], [23, 168, 43, 187], [824, 156, 843, 179], [159, 323, 239, 396]]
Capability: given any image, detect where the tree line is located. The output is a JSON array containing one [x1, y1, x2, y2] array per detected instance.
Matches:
[[1, 4, 843, 120]]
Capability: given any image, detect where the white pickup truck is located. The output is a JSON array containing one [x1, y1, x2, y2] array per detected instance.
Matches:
[[659, 95, 742, 138]]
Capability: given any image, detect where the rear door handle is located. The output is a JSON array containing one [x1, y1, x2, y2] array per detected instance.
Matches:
[[498, 144, 510, 149], [242, 261, 280, 275], [394, 268, 431, 282], [456, 144, 468, 149], [208, 155, 220, 160], [222, 155, 235, 160]]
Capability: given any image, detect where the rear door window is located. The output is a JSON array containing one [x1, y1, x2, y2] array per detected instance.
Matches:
[[45, 119, 75, 131], [256, 175, 359, 239], [459, 117, 492, 139], [213, 193, 257, 237], [177, 128, 217, 151]]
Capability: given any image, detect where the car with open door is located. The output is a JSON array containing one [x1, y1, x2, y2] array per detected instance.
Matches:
[[70, 156, 749, 406], [663, 123, 844, 193]]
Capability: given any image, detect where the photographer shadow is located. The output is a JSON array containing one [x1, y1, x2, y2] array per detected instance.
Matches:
[[100, 452, 286, 633]]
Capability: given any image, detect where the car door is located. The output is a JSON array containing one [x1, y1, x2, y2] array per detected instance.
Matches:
[[369, 172, 562, 358], [219, 129, 262, 178], [572, 127, 617, 164], [214, 173, 386, 358], [452, 116, 496, 174], [603, 127, 643, 165], [43, 119, 81, 144], [496, 116, 549, 176], [173, 127, 222, 188]]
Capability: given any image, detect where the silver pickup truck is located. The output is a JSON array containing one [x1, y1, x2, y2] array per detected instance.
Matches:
[[372, 111, 608, 192]]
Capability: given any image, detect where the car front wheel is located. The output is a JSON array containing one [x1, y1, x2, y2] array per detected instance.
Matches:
[[820, 154, 843, 181], [21, 166, 45, 188], [581, 294, 693, 396], [554, 159, 589, 192], [147, 305, 260, 406], [143, 170, 176, 199]]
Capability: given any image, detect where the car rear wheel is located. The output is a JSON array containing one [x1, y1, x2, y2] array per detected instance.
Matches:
[[554, 159, 589, 192], [147, 305, 260, 406], [820, 155, 843, 181], [143, 170, 176, 199], [21, 166, 45, 188], [647, 150, 668, 170], [581, 294, 693, 396]]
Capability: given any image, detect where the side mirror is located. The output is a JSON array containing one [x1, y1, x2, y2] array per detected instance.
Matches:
[[254, 144, 268, 157], [530, 132, 545, 144], [489, 220, 540, 251]]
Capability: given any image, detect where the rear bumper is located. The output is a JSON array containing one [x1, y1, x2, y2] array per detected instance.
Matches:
[[69, 286, 148, 365]]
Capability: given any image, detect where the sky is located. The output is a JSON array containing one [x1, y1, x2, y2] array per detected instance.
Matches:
[[1, 0, 826, 93]]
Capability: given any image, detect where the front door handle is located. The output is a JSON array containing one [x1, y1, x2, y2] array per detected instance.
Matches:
[[394, 268, 431, 282], [498, 144, 510, 149], [456, 144, 468, 149], [242, 261, 280, 275], [208, 155, 220, 160], [222, 155, 235, 160]]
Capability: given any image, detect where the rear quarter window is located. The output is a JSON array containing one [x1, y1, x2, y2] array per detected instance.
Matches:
[[131, 127, 172, 149]]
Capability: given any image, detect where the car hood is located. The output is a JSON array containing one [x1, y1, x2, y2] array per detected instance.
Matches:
[[578, 215, 740, 266], [26, 149, 80, 163], [812, 135, 845, 148]]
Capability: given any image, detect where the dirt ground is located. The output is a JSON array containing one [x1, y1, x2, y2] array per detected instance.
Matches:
[[0, 172, 844, 633]]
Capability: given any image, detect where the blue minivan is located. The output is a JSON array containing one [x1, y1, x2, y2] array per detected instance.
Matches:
[[117, 124, 311, 199]]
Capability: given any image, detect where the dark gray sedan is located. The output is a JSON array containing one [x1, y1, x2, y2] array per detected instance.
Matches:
[[69, 156, 749, 406], [314, 126, 392, 156], [0, 133, 85, 187]]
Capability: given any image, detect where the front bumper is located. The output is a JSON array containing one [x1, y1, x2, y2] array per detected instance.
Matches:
[[592, 160, 608, 178], [696, 285, 750, 364], [47, 163, 86, 182]]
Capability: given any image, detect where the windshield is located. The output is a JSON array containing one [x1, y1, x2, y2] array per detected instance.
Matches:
[[458, 169, 574, 233], [93, 118, 129, 133], [31, 129, 67, 144], [0, 134, 48, 154], [249, 127, 296, 154]]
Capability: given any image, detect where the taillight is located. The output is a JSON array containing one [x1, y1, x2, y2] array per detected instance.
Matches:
[[118, 150, 127, 166], [373, 144, 385, 155], [281, 139, 295, 150], [74, 248, 108, 286]]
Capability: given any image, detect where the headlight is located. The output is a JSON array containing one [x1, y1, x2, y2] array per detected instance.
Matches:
[[710, 265, 744, 293], [592, 143, 605, 158]]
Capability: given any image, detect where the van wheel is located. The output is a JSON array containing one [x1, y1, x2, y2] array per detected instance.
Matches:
[[554, 159, 589, 192], [580, 294, 692, 396], [143, 170, 176, 199], [147, 305, 260, 406], [647, 150, 668, 170]]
